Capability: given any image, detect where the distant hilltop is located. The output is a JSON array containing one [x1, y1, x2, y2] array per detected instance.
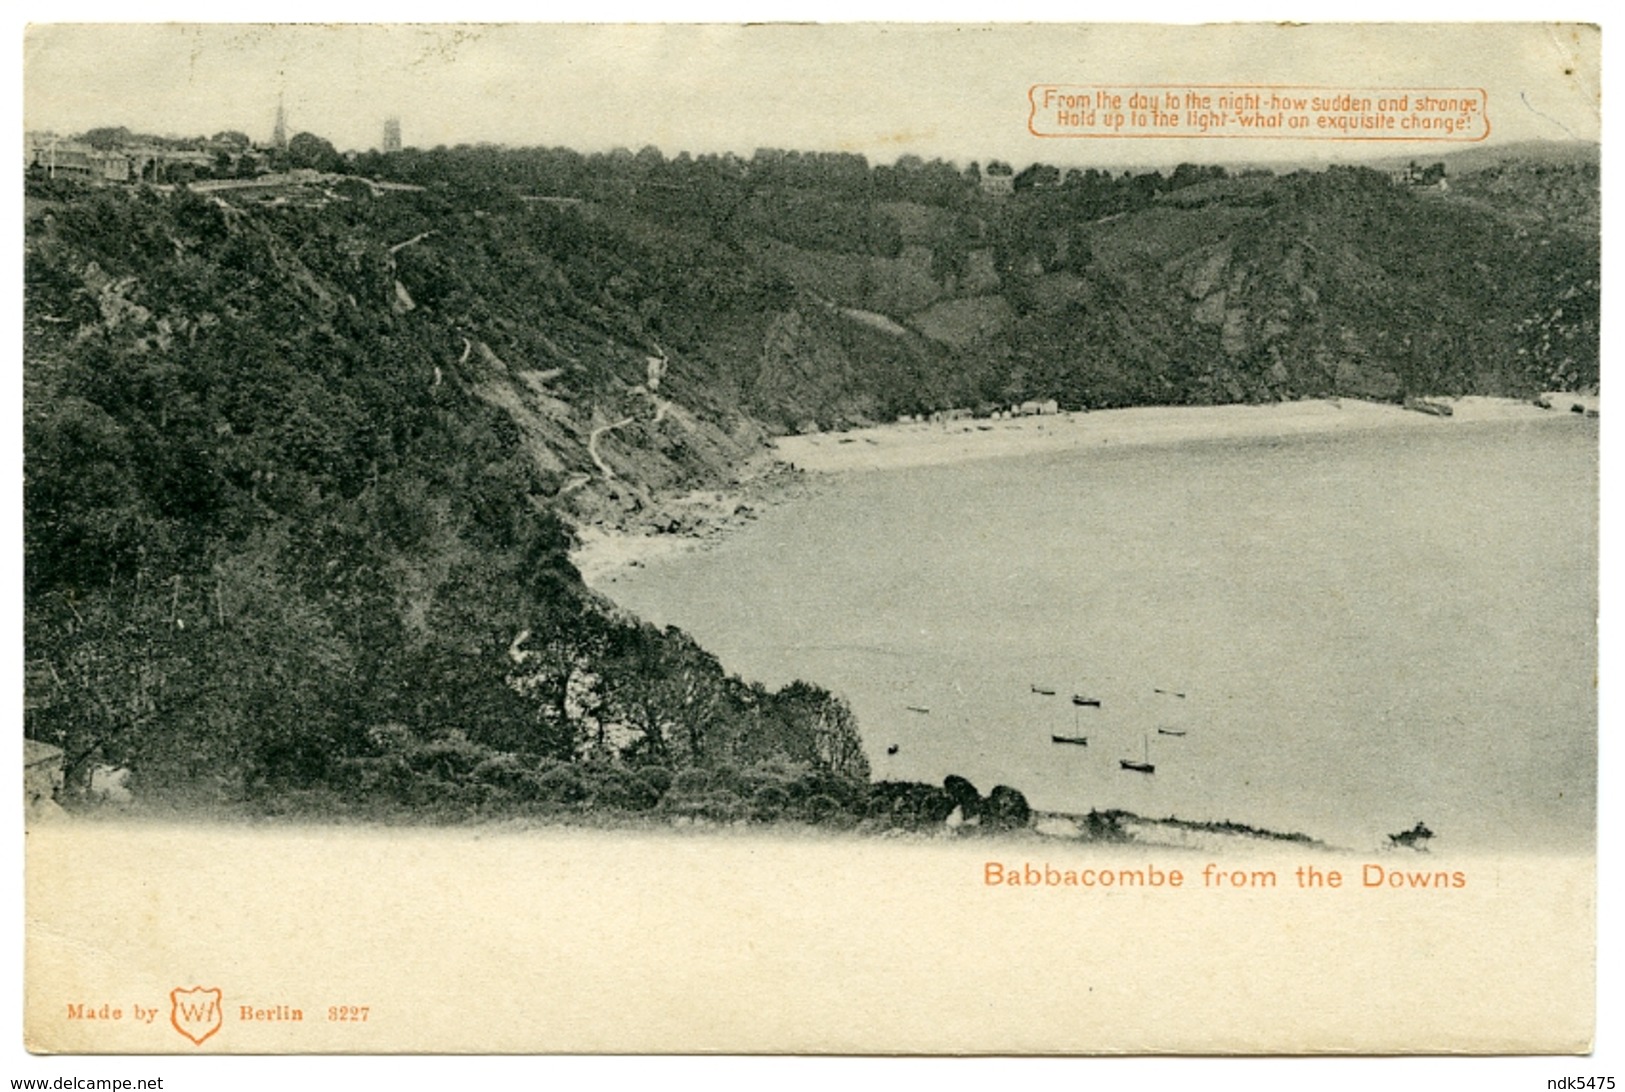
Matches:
[[24, 114, 411, 185]]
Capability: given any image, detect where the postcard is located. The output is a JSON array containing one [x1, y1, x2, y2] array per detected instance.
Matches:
[[18, 21, 1601, 1057]]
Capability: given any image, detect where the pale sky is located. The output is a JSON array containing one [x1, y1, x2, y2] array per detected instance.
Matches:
[[22, 22, 1600, 169]]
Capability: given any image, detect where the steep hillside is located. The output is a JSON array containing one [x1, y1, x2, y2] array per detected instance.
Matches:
[[931, 166, 1597, 408], [22, 179, 871, 817]]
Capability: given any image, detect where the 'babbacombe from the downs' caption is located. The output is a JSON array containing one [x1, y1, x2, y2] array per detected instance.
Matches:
[[984, 862, 1469, 889]]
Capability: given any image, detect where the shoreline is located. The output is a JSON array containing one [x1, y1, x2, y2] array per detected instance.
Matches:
[[572, 393, 1596, 585], [568, 455, 818, 588], [39, 798, 1336, 854], [773, 394, 1598, 475]]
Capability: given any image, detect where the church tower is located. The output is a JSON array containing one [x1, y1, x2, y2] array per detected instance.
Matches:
[[272, 94, 288, 151], [383, 117, 402, 153]]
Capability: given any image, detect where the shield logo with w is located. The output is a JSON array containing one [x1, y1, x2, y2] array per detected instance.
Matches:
[[169, 986, 223, 1046]]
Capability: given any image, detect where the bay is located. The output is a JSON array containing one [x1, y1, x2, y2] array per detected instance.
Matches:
[[601, 419, 1598, 852]]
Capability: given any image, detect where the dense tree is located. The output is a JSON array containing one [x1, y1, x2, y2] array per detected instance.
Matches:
[[597, 625, 728, 766], [287, 131, 343, 172], [81, 126, 133, 149]]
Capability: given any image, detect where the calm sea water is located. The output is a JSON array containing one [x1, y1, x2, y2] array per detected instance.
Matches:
[[602, 420, 1598, 851]]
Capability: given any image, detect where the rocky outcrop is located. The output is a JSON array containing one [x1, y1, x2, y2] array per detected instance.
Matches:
[[982, 785, 1032, 831]]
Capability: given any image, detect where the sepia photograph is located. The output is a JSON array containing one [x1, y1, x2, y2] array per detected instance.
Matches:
[[14, 16, 1606, 1066]]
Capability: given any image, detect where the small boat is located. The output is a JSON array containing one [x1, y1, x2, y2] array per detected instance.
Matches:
[[1031, 685, 1056, 696], [1120, 735, 1155, 774], [905, 705, 930, 714], [1071, 695, 1102, 707], [1050, 734, 1089, 746], [885, 744, 899, 755], [1156, 728, 1187, 737], [1153, 688, 1186, 699]]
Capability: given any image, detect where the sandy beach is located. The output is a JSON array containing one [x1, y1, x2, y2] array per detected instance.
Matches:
[[774, 394, 1599, 475], [573, 394, 1596, 585]]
